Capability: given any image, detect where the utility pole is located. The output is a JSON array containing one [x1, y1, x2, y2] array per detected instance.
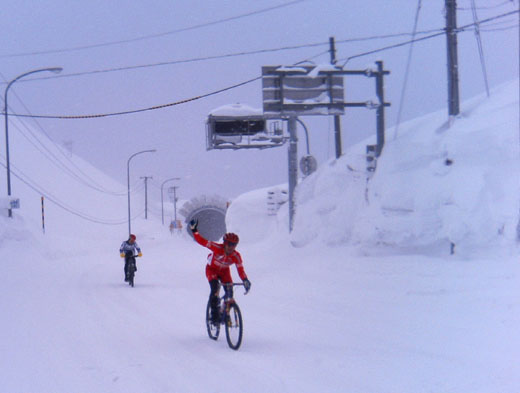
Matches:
[[288, 117, 298, 232], [445, 0, 460, 119], [516, 0, 520, 242], [140, 176, 153, 219], [161, 177, 180, 225], [171, 186, 179, 222], [329, 36, 342, 158], [375, 61, 386, 157]]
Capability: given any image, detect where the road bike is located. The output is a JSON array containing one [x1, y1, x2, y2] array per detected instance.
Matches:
[[206, 282, 248, 350]]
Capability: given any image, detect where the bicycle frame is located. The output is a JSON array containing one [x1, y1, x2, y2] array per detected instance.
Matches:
[[206, 282, 248, 350], [124, 253, 140, 287]]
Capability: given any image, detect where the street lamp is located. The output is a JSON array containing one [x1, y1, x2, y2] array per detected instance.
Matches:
[[4, 67, 62, 217], [127, 149, 156, 235], [161, 177, 180, 225], [295, 117, 310, 155]]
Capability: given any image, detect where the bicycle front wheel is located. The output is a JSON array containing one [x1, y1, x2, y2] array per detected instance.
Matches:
[[128, 260, 135, 287], [225, 302, 243, 350], [206, 300, 220, 340]]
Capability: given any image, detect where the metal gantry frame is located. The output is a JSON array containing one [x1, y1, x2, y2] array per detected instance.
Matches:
[[206, 62, 390, 232], [262, 62, 390, 231]]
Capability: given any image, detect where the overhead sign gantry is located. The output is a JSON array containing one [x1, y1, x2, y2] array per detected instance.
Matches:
[[205, 62, 390, 232]]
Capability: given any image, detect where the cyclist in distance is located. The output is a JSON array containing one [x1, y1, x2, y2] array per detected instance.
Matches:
[[119, 234, 142, 282], [189, 219, 251, 325]]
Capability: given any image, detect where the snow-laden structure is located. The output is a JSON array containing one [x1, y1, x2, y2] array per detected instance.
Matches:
[[178, 194, 229, 241], [228, 80, 520, 257]]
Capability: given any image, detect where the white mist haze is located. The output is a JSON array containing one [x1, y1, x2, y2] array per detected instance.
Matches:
[[0, 78, 518, 392]]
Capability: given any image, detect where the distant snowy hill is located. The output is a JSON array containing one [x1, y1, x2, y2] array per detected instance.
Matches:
[[0, 113, 150, 255]]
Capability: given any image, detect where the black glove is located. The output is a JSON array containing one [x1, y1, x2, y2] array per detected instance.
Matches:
[[243, 278, 251, 292], [189, 219, 198, 233]]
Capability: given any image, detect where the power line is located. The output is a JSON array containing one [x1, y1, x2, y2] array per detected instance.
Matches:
[[13, 43, 331, 83], [10, 12, 511, 88], [7, 76, 261, 119], [0, 0, 306, 59], [478, 15, 519, 27], [3, 31, 447, 85], [394, 0, 423, 140], [480, 22, 519, 31], [457, 0, 515, 10], [0, 148, 147, 223], [471, 0, 491, 96], [9, 119, 126, 194], [339, 9, 518, 65], [4, 10, 517, 121], [2, 94, 129, 195], [0, 71, 147, 196], [0, 158, 141, 225]]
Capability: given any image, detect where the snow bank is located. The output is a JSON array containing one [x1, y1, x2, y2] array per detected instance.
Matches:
[[230, 79, 520, 257]]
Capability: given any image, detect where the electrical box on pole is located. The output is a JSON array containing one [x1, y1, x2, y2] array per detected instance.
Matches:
[[206, 103, 285, 150]]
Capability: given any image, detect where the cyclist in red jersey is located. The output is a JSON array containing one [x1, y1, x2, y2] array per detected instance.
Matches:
[[189, 219, 251, 324]]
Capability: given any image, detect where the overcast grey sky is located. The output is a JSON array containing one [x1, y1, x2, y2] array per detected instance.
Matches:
[[1, 0, 518, 203]]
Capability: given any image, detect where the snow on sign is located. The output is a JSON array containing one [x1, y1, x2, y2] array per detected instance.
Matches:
[[206, 103, 285, 150], [262, 65, 345, 116]]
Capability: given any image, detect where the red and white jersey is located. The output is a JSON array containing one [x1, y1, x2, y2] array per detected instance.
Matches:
[[193, 232, 247, 281]]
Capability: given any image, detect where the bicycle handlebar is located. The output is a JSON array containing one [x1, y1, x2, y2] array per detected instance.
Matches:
[[223, 282, 250, 295]]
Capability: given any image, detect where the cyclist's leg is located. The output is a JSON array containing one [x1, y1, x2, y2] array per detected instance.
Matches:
[[219, 270, 234, 328], [220, 269, 234, 301], [124, 257, 129, 281], [208, 279, 220, 323], [206, 265, 221, 323]]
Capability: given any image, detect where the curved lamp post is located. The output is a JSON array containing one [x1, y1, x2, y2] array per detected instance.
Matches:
[[4, 67, 63, 217], [161, 177, 180, 225], [295, 117, 310, 155], [127, 149, 156, 235]]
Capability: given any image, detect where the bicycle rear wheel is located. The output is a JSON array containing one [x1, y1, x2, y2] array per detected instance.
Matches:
[[225, 302, 243, 350], [206, 300, 220, 340]]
